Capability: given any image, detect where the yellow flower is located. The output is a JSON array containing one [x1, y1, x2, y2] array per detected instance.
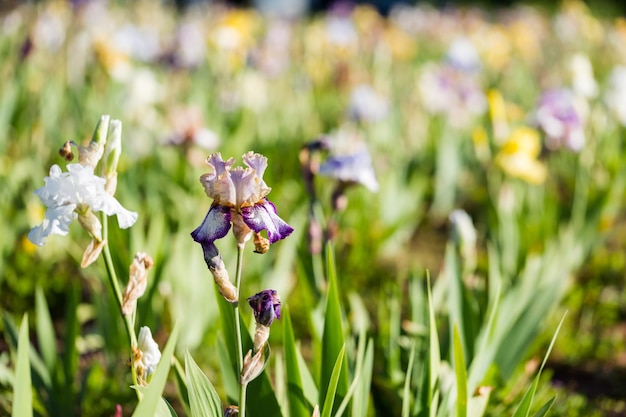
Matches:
[[495, 127, 547, 185]]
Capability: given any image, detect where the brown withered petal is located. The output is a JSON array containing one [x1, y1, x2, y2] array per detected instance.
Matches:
[[122, 252, 154, 315], [240, 349, 265, 385], [223, 406, 239, 417], [253, 323, 270, 353], [81, 239, 106, 268], [59, 141, 75, 161], [253, 232, 270, 254]]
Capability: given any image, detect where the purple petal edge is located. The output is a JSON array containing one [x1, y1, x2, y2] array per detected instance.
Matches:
[[241, 199, 294, 244], [191, 205, 232, 245]]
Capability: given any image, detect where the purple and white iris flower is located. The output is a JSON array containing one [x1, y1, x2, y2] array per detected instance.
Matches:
[[535, 89, 585, 152], [191, 152, 293, 259]]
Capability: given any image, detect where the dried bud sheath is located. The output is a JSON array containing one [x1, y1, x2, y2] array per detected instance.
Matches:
[[202, 243, 238, 304], [253, 323, 270, 353]]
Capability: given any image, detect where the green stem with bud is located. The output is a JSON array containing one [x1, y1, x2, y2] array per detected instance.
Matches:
[[101, 214, 140, 396]]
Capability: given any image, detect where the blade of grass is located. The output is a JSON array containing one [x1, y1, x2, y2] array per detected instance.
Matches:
[[321, 345, 345, 417], [531, 396, 556, 417], [35, 287, 56, 375], [512, 313, 567, 417], [283, 307, 311, 417], [427, 273, 440, 417], [12, 314, 32, 417], [402, 341, 416, 417], [453, 326, 468, 417]]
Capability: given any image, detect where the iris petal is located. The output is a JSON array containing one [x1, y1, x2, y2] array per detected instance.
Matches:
[[241, 199, 294, 244], [191, 205, 232, 245]]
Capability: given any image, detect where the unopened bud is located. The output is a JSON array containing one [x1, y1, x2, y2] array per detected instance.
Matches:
[[78, 115, 110, 168], [240, 348, 265, 385], [253, 232, 270, 254], [104, 120, 122, 194], [202, 243, 238, 305], [311, 405, 320, 417], [122, 252, 154, 315]]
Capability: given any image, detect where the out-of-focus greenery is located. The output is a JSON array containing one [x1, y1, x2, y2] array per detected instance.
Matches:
[[1, 1, 626, 416]]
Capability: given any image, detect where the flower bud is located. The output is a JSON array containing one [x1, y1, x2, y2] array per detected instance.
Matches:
[[311, 405, 320, 417], [104, 119, 122, 195], [122, 252, 154, 315], [247, 289, 280, 327]]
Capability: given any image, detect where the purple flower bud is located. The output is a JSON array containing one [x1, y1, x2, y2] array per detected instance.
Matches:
[[247, 290, 281, 327]]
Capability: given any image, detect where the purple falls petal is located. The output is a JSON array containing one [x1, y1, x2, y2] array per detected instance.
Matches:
[[241, 199, 294, 244], [191, 204, 232, 245]]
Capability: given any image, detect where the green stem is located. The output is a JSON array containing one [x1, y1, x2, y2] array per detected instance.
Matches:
[[235, 244, 246, 417], [101, 215, 140, 394]]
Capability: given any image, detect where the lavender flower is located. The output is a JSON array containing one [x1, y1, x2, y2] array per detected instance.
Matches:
[[317, 129, 379, 192], [535, 89, 585, 151]]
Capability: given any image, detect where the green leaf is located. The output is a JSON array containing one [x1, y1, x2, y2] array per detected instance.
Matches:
[[173, 357, 192, 417], [320, 244, 348, 412], [185, 350, 223, 417], [351, 336, 374, 417], [216, 339, 238, 403], [35, 287, 56, 375], [427, 273, 440, 415], [321, 345, 345, 417], [512, 313, 566, 417], [453, 326, 468, 417], [531, 396, 556, 417], [283, 307, 311, 417], [132, 323, 180, 417], [401, 341, 416, 417], [13, 314, 33, 417], [2, 313, 50, 389]]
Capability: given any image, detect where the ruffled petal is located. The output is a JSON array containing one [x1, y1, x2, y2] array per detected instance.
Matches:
[[319, 148, 379, 192], [28, 204, 77, 246], [91, 193, 138, 229], [200, 153, 236, 205], [241, 199, 293, 244], [191, 204, 232, 245]]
